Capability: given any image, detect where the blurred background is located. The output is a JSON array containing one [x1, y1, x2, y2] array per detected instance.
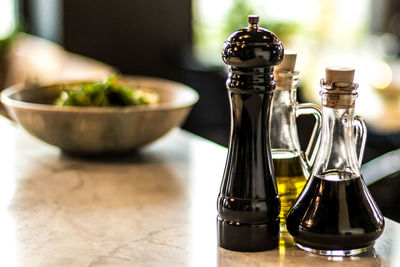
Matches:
[[0, 0, 399, 219]]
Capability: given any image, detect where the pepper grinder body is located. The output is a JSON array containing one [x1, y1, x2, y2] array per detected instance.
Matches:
[[217, 16, 284, 252]]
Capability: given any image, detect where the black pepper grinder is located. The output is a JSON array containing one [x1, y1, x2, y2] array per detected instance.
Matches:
[[217, 15, 284, 252]]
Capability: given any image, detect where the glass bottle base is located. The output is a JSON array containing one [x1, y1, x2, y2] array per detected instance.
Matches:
[[295, 242, 374, 256]]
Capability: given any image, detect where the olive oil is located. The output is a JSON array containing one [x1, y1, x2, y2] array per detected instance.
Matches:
[[272, 150, 308, 229]]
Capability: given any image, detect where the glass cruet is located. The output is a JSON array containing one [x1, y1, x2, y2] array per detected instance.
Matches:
[[271, 51, 322, 231], [286, 67, 385, 256]]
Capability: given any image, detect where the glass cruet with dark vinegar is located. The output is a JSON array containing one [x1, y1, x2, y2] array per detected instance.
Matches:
[[286, 67, 385, 256], [271, 51, 322, 231]]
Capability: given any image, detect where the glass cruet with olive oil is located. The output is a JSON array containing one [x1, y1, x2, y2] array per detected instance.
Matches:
[[270, 52, 322, 231], [286, 67, 385, 256]]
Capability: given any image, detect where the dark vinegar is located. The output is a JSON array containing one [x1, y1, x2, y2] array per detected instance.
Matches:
[[286, 173, 385, 251]]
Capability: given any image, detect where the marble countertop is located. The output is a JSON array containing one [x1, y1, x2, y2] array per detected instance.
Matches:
[[0, 117, 399, 267]]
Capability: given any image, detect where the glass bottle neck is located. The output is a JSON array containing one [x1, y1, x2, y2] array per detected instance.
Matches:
[[270, 78, 301, 155], [312, 104, 361, 180]]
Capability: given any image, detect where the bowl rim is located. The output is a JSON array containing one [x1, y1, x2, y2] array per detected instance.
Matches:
[[1, 75, 199, 113]]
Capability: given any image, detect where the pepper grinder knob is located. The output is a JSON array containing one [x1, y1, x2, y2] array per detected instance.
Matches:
[[248, 15, 259, 31], [222, 16, 283, 71], [248, 15, 259, 24]]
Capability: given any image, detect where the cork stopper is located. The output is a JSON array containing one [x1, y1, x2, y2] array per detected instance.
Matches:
[[276, 51, 297, 71], [321, 67, 358, 108], [274, 51, 298, 90], [325, 67, 355, 84]]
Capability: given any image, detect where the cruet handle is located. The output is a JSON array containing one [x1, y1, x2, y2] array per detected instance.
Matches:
[[296, 103, 322, 167], [354, 115, 367, 166]]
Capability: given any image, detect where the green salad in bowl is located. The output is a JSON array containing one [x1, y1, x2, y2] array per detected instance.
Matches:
[[1, 75, 198, 154], [55, 77, 159, 107]]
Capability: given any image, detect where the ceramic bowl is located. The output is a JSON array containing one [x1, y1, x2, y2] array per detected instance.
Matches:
[[1, 76, 198, 154]]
